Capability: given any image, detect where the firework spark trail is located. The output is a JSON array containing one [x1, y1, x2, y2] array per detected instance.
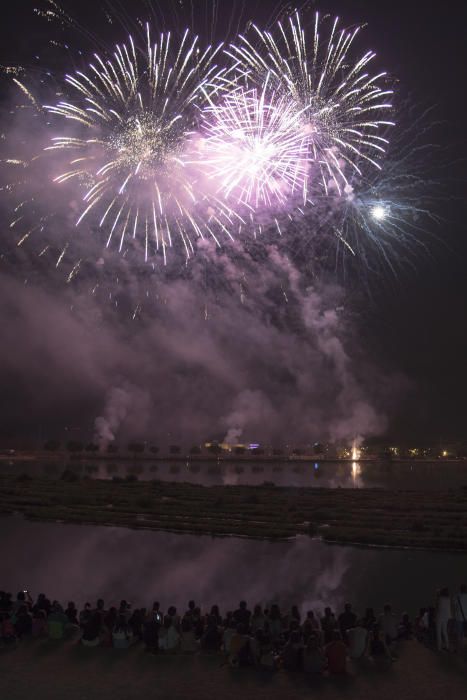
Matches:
[[1, 5, 439, 282], [226, 11, 394, 197], [192, 74, 314, 210], [41, 25, 243, 262]]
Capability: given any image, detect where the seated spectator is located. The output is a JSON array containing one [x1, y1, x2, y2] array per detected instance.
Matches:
[[118, 600, 130, 621], [79, 603, 92, 629], [222, 619, 236, 657], [379, 604, 398, 647], [81, 612, 102, 647], [151, 601, 163, 625], [208, 605, 223, 627], [143, 609, 160, 654], [180, 617, 198, 653], [325, 630, 347, 674], [233, 601, 251, 628], [14, 605, 32, 638], [338, 603, 357, 640], [0, 591, 12, 616], [347, 620, 368, 660], [303, 633, 326, 674], [368, 625, 393, 663], [201, 614, 222, 651], [228, 624, 252, 667], [414, 608, 428, 642], [250, 604, 266, 633], [32, 609, 48, 638], [158, 616, 180, 652], [285, 605, 301, 629], [1, 615, 17, 645], [13, 591, 30, 615], [268, 604, 283, 644], [398, 612, 412, 640], [102, 607, 117, 647], [321, 607, 338, 644], [302, 610, 321, 642], [65, 601, 79, 626], [166, 605, 180, 629], [282, 630, 303, 671], [256, 630, 277, 670], [184, 600, 196, 620], [32, 593, 51, 617], [129, 608, 145, 640], [95, 599, 106, 618], [48, 602, 69, 640], [362, 608, 377, 630], [192, 607, 204, 639], [454, 583, 467, 645], [112, 615, 133, 649]]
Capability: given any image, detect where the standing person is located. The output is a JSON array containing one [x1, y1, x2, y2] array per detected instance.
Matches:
[[453, 584, 467, 647], [435, 588, 452, 651]]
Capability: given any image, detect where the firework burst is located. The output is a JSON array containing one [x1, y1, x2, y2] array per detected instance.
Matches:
[[42, 25, 241, 263], [193, 75, 312, 210], [227, 11, 394, 196]]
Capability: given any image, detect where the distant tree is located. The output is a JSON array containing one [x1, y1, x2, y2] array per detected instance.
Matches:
[[251, 447, 265, 456], [207, 444, 222, 455], [67, 440, 84, 452], [313, 443, 324, 455], [128, 442, 145, 454], [107, 444, 118, 453], [85, 442, 99, 452], [190, 445, 202, 455], [44, 439, 60, 451], [169, 445, 181, 455], [234, 446, 245, 455], [149, 445, 159, 454], [292, 448, 302, 456], [272, 448, 284, 456]]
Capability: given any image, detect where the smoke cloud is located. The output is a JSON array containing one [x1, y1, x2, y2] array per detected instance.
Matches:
[[0, 234, 399, 448]]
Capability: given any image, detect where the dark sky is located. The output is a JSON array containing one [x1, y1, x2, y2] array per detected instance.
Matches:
[[0, 0, 466, 445]]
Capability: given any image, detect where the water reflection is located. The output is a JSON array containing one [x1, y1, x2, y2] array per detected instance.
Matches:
[[2, 515, 467, 616], [3, 459, 467, 490]]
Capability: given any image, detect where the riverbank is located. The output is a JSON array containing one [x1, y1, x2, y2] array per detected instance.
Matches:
[[1, 638, 467, 700], [1, 450, 465, 464], [1, 474, 467, 550]]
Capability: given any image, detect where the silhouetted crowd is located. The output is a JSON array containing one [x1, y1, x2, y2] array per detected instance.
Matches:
[[1, 587, 466, 673]]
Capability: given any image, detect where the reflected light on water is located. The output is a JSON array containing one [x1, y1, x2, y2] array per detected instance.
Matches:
[[351, 461, 361, 485]]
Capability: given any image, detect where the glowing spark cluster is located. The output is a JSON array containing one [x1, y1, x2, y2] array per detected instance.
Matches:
[[44, 26, 235, 261], [1, 6, 436, 278], [195, 78, 312, 208], [227, 11, 394, 195]]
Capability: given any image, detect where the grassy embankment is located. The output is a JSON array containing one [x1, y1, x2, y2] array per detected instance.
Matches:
[[1, 473, 467, 550]]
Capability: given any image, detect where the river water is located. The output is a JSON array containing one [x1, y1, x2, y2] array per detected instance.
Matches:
[[3, 458, 467, 490], [2, 514, 467, 619], [3, 460, 467, 617]]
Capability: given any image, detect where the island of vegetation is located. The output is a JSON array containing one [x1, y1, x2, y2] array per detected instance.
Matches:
[[1, 473, 466, 551]]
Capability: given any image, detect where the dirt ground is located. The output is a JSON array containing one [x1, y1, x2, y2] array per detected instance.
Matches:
[[2, 639, 467, 700]]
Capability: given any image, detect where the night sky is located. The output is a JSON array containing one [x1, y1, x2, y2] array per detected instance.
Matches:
[[0, 0, 466, 445]]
